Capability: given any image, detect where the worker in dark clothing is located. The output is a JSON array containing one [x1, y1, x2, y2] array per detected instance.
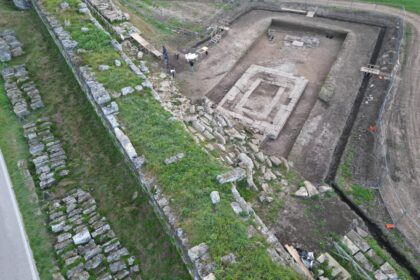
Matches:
[[188, 60, 194, 72], [162, 46, 169, 66]]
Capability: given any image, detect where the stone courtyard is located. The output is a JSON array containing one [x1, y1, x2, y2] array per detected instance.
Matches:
[[217, 64, 308, 140]]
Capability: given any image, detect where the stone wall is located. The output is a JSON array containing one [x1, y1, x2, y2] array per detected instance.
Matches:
[[49, 188, 139, 279], [1, 64, 45, 118]]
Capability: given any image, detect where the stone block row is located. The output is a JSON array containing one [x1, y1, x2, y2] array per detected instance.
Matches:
[[0, 29, 23, 62], [340, 228, 398, 280], [23, 117, 69, 189], [1, 64, 44, 118], [49, 188, 139, 280]]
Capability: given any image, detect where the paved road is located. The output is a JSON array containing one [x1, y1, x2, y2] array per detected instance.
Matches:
[[0, 150, 39, 280]]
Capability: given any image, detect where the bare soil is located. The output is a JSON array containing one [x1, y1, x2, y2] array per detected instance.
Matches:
[[274, 195, 358, 251]]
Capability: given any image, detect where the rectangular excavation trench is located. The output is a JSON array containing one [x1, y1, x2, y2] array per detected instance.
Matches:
[[207, 18, 346, 156]]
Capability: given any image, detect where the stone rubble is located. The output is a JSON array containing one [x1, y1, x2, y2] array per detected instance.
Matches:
[[1, 64, 44, 118], [22, 117, 69, 189], [0, 29, 24, 62], [49, 188, 139, 279], [164, 152, 184, 165]]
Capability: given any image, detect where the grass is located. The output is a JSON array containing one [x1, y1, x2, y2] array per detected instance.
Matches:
[[0, 1, 189, 279], [349, 184, 375, 205], [363, 0, 420, 14]]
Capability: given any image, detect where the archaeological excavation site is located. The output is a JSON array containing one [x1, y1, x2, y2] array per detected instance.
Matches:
[[1, 0, 420, 279]]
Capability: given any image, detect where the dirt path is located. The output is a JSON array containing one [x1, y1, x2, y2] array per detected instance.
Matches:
[[299, 0, 420, 254]]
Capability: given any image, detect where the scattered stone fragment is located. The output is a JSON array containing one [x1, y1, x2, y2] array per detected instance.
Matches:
[[134, 85, 143, 92], [230, 202, 243, 215], [121, 86, 134, 95], [210, 191, 220, 205], [60, 2, 69, 10], [216, 168, 246, 184], [164, 153, 184, 165], [203, 273, 216, 280], [318, 185, 333, 193], [98, 64, 110, 71], [270, 156, 282, 167], [294, 187, 308, 197], [304, 180, 319, 197], [221, 253, 236, 266]]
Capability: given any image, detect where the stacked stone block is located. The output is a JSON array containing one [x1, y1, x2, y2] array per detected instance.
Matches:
[[49, 188, 139, 279], [23, 118, 69, 189], [1, 64, 44, 118], [318, 227, 400, 280], [0, 29, 24, 62]]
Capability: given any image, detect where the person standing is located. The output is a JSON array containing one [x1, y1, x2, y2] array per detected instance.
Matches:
[[162, 46, 169, 66]]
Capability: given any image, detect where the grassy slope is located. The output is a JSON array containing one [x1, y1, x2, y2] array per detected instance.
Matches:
[[0, 1, 189, 279]]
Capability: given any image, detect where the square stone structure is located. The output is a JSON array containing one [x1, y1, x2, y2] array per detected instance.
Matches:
[[217, 65, 308, 139]]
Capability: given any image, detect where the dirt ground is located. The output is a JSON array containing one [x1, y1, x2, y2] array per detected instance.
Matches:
[[274, 194, 358, 251]]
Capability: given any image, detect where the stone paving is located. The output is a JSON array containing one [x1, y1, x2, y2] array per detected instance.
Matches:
[[1, 64, 44, 118], [217, 65, 308, 140], [49, 188, 139, 280], [23, 117, 69, 189]]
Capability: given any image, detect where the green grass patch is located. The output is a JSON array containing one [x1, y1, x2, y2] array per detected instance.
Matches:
[[349, 184, 375, 205], [363, 0, 420, 14]]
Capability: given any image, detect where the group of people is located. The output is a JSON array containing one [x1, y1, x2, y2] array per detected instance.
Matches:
[[161, 45, 208, 78]]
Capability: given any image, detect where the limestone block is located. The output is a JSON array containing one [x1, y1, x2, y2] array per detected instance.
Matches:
[[304, 180, 319, 197], [72, 228, 91, 245], [216, 168, 246, 184], [342, 236, 360, 255], [210, 191, 220, 205], [347, 229, 370, 252]]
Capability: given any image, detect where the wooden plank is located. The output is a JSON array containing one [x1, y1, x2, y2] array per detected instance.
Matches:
[[130, 33, 162, 58], [285, 245, 315, 280]]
